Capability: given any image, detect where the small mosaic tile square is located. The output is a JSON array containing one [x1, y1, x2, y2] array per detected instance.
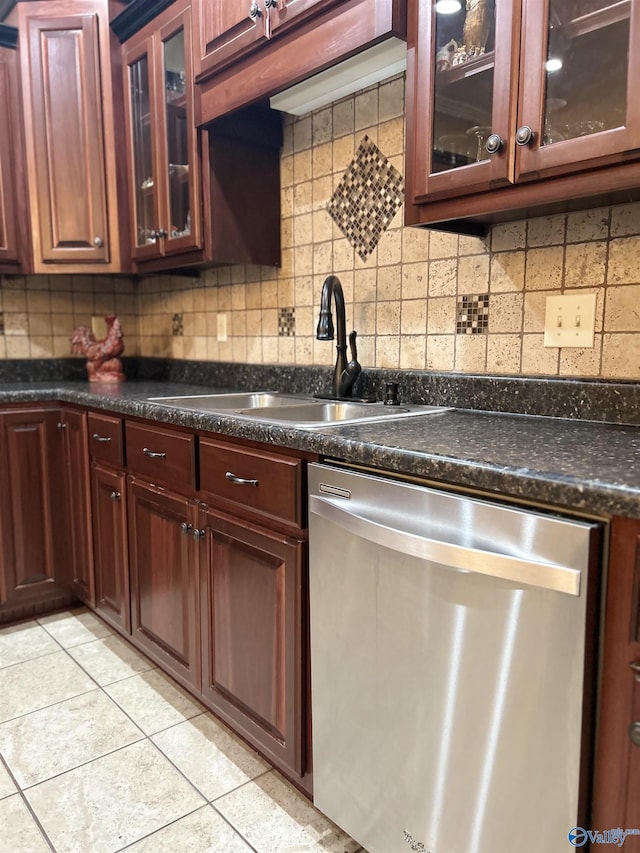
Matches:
[[326, 135, 404, 262], [278, 307, 296, 337], [456, 294, 489, 334], [171, 313, 184, 337]]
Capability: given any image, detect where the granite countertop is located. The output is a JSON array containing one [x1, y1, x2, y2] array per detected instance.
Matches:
[[1, 378, 639, 519]]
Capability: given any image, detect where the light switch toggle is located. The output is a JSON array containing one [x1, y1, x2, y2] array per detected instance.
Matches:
[[544, 294, 596, 348]]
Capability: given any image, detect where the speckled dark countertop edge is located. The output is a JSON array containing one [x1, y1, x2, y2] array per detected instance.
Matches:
[[1, 377, 639, 520]]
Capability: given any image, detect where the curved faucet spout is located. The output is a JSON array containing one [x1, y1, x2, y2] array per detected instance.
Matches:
[[316, 275, 361, 398]]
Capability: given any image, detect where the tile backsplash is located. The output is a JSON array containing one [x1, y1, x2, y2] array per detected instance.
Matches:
[[2, 73, 640, 379]]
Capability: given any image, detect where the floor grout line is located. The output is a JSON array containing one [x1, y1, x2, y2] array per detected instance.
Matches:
[[0, 754, 56, 852]]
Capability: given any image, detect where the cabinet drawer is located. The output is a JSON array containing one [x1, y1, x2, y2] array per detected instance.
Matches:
[[87, 413, 124, 467], [199, 438, 302, 528], [126, 422, 196, 491]]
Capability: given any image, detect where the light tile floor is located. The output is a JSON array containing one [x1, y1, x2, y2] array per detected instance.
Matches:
[[0, 608, 362, 853]]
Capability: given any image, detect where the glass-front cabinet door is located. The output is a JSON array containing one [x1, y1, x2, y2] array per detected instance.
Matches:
[[410, 0, 520, 202], [517, 0, 640, 180]]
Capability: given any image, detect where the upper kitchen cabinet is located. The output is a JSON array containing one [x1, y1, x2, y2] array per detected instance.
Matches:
[[114, 0, 283, 271], [15, 0, 129, 273], [406, 0, 640, 230], [196, 0, 406, 123], [0, 25, 29, 273]]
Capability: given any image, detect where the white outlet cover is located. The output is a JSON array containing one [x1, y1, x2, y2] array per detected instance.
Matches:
[[217, 313, 228, 342], [543, 294, 596, 348]]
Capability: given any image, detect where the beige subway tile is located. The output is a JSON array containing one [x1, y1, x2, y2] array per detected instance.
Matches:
[[27, 291, 51, 313], [294, 150, 313, 184], [377, 265, 402, 299], [458, 234, 488, 256], [523, 291, 553, 333], [73, 293, 95, 315], [3, 290, 27, 312], [294, 181, 313, 215], [607, 235, 640, 284], [54, 313, 75, 335], [400, 335, 427, 369], [559, 336, 602, 377], [521, 334, 559, 375], [281, 155, 294, 188], [610, 202, 640, 237], [94, 294, 116, 315], [245, 309, 262, 337], [426, 334, 454, 370], [293, 244, 312, 276], [115, 294, 136, 315], [261, 308, 278, 336], [49, 291, 73, 313], [402, 226, 429, 263], [525, 247, 564, 290], [229, 285, 244, 311], [278, 279, 295, 307], [429, 259, 457, 296], [490, 251, 525, 292], [29, 313, 53, 336], [355, 87, 378, 131], [333, 98, 355, 138], [232, 336, 247, 361], [262, 336, 279, 363], [217, 337, 234, 361], [429, 229, 459, 259], [294, 305, 315, 337], [53, 336, 72, 358], [246, 336, 263, 364], [601, 333, 640, 378], [230, 311, 246, 337], [491, 221, 526, 252], [454, 334, 487, 371], [4, 312, 28, 334], [313, 241, 333, 275], [312, 176, 333, 210], [401, 263, 428, 300], [486, 335, 521, 374], [378, 117, 404, 157], [354, 269, 377, 302], [313, 210, 333, 243], [359, 126, 378, 146], [282, 186, 294, 219], [427, 296, 456, 334], [566, 208, 610, 243], [376, 300, 401, 334], [354, 334, 375, 368], [353, 301, 376, 333], [295, 337, 314, 364], [489, 293, 523, 333], [565, 242, 607, 287], [30, 336, 53, 358], [206, 337, 219, 360], [312, 107, 332, 145], [458, 254, 489, 293], [401, 299, 427, 335], [25, 275, 49, 291], [171, 337, 184, 359], [280, 246, 296, 277], [293, 115, 312, 152], [333, 135, 355, 173], [378, 75, 404, 122], [294, 277, 314, 308], [294, 213, 313, 247], [375, 335, 400, 368], [527, 214, 566, 247], [281, 218, 294, 250], [5, 336, 30, 357], [377, 229, 402, 266], [277, 337, 295, 364], [333, 239, 355, 271], [604, 284, 640, 331]]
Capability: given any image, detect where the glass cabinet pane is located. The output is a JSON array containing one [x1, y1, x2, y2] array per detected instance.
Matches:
[[542, 0, 630, 147], [129, 56, 154, 248], [163, 29, 190, 240], [432, 0, 496, 173]]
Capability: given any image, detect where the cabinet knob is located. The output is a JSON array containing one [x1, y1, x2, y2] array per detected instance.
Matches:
[[180, 522, 192, 535], [57, 421, 67, 430], [192, 528, 205, 541], [225, 471, 259, 487], [157, 228, 168, 238], [93, 236, 104, 248], [249, 1, 261, 18], [110, 491, 121, 502], [264, 0, 277, 6], [629, 722, 640, 747], [485, 133, 504, 155], [629, 661, 640, 682], [143, 447, 166, 459], [515, 126, 535, 146], [149, 229, 167, 241]]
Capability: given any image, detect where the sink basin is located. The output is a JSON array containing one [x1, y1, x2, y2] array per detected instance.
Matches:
[[148, 391, 450, 427]]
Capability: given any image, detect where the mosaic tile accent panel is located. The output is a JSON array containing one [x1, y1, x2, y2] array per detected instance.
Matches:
[[326, 135, 404, 262], [278, 307, 295, 337], [171, 313, 183, 337], [456, 294, 490, 335]]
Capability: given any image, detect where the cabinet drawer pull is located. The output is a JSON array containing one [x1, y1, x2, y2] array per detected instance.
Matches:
[[143, 447, 166, 459], [629, 661, 640, 681], [93, 433, 112, 443], [57, 422, 67, 430], [180, 522, 192, 535], [110, 491, 121, 502], [225, 471, 259, 487], [192, 528, 205, 541]]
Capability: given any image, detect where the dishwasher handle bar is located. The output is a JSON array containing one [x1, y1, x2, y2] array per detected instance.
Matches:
[[309, 493, 581, 596]]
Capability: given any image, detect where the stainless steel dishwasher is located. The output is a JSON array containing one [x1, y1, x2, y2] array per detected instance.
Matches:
[[308, 462, 602, 853]]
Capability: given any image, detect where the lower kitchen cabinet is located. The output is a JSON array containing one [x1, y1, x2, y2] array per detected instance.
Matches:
[[198, 505, 306, 779], [0, 406, 72, 619], [127, 476, 201, 690], [593, 516, 640, 828], [91, 462, 130, 633]]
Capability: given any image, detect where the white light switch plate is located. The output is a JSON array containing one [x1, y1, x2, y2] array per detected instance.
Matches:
[[217, 313, 228, 342], [543, 294, 596, 348]]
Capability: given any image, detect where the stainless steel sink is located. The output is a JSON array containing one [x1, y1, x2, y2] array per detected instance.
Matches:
[[147, 391, 450, 427]]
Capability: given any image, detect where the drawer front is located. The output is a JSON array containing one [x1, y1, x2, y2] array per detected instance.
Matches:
[[87, 413, 124, 467], [200, 438, 302, 528], [126, 422, 196, 491]]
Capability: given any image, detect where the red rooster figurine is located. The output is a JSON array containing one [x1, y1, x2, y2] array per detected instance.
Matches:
[[70, 315, 125, 383]]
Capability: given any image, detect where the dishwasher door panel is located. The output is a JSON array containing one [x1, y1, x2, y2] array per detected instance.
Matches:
[[308, 464, 598, 853]]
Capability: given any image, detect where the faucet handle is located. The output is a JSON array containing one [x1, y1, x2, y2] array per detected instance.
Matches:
[[348, 330, 359, 362]]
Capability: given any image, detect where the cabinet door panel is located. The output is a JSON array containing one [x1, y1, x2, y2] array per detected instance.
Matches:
[[128, 478, 200, 688], [61, 409, 94, 606], [25, 14, 109, 263], [516, 0, 640, 182], [0, 46, 19, 265], [269, 0, 343, 35], [92, 463, 129, 633], [200, 508, 304, 775], [195, 0, 268, 76]]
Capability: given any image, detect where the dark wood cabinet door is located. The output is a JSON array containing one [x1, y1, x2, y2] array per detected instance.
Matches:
[[199, 506, 305, 777], [0, 36, 22, 269], [59, 408, 94, 607], [194, 0, 268, 78], [593, 516, 640, 828], [127, 477, 200, 689], [269, 0, 343, 35], [91, 463, 130, 633], [0, 408, 67, 607]]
